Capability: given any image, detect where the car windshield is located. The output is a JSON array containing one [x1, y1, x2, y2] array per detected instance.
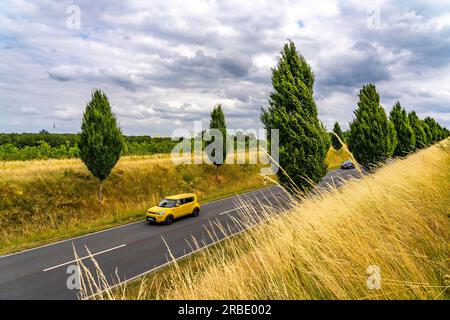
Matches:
[[158, 198, 178, 208]]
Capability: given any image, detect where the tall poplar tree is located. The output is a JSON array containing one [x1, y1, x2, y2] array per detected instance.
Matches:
[[79, 89, 123, 202], [347, 84, 397, 169], [205, 104, 228, 180], [261, 41, 330, 191], [331, 122, 344, 150], [408, 111, 427, 149], [424, 117, 439, 143], [389, 101, 415, 156]]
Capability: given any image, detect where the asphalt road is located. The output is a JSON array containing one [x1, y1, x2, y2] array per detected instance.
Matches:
[[317, 167, 365, 190], [0, 168, 362, 300]]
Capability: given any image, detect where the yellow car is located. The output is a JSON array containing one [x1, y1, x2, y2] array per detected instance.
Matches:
[[146, 193, 200, 225]]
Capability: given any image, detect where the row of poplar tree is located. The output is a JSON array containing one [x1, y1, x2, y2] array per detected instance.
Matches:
[[261, 41, 449, 192], [331, 84, 449, 169]]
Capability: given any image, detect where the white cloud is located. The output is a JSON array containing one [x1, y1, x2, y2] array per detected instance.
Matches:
[[434, 13, 450, 30], [0, 0, 449, 135], [19, 106, 40, 114]]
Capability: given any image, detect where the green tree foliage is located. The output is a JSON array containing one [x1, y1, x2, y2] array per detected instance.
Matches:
[[79, 89, 123, 201], [0, 133, 177, 160], [443, 127, 450, 139], [347, 84, 397, 169], [122, 139, 178, 155], [433, 121, 449, 141], [424, 117, 442, 143], [206, 104, 228, 166], [408, 111, 427, 149], [389, 101, 415, 156], [0, 143, 19, 166], [0, 141, 79, 161], [0, 133, 79, 148], [331, 122, 344, 150], [420, 120, 432, 146], [261, 41, 330, 191]]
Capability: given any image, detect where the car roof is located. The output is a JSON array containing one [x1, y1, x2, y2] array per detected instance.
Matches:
[[166, 193, 196, 200]]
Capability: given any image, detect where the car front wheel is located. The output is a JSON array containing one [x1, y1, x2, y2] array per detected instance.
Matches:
[[164, 215, 174, 225], [192, 208, 200, 217]]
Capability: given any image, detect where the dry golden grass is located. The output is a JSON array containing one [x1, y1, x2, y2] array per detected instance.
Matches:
[[326, 147, 353, 170], [0, 154, 169, 182], [0, 151, 270, 255], [92, 141, 450, 300]]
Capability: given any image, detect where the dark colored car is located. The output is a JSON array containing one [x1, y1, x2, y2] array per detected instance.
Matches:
[[341, 160, 355, 169]]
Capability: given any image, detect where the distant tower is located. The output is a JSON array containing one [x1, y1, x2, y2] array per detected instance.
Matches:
[[53, 121, 56, 129]]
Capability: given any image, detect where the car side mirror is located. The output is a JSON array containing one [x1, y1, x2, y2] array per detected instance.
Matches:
[[176, 204, 180, 207]]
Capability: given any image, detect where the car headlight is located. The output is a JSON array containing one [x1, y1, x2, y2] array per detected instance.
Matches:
[[156, 211, 166, 215]]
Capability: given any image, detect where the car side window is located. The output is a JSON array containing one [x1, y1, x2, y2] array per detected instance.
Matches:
[[185, 197, 194, 203]]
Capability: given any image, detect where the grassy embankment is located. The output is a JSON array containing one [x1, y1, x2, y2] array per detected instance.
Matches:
[[95, 141, 449, 300], [0, 152, 271, 255], [0, 146, 348, 256]]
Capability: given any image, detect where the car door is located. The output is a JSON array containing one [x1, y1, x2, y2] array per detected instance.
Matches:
[[173, 199, 184, 218], [183, 197, 194, 216]]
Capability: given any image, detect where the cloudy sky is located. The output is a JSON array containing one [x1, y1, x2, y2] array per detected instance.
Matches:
[[1, 0, 450, 136]]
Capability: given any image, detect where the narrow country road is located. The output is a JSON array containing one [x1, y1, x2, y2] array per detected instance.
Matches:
[[0, 168, 362, 300]]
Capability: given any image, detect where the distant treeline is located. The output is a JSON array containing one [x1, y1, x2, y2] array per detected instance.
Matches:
[[0, 133, 179, 161], [0, 132, 258, 161], [0, 133, 170, 148]]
